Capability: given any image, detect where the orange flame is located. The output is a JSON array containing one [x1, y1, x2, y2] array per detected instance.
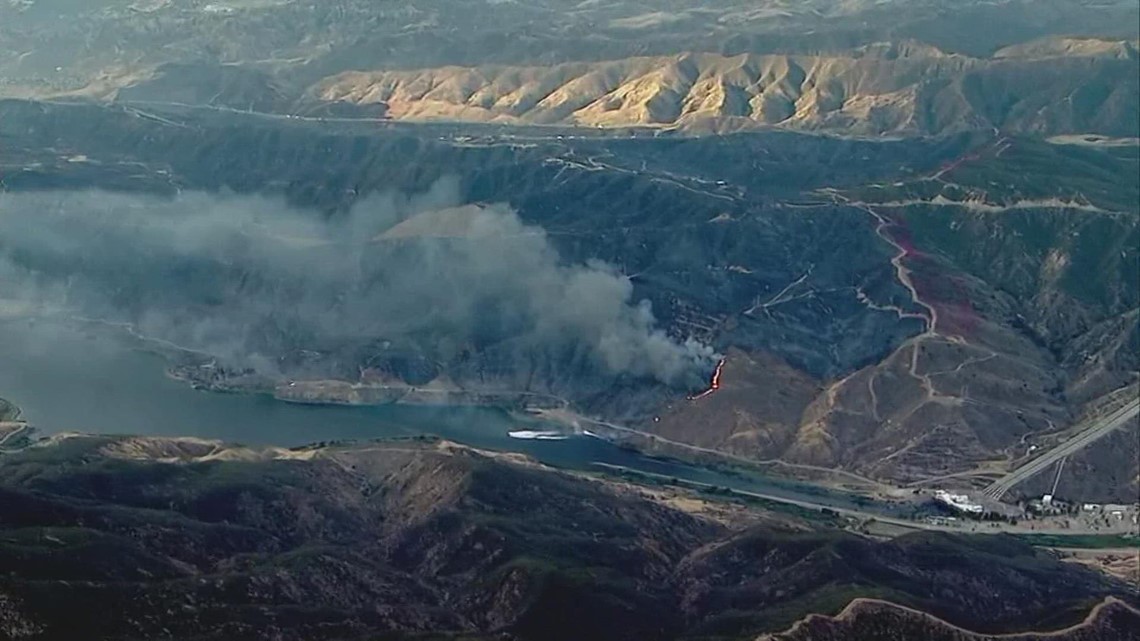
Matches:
[[689, 357, 725, 400]]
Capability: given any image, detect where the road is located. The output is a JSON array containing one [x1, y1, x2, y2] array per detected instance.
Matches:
[[561, 410, 886, 489], [0, 422, 29, 450], [826, 192, 936, 332], [983, 399, 1140, 499], [64, 99, 648, 142], [595, 463, 1123, 537]]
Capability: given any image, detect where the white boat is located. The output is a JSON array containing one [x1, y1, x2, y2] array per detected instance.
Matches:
[[507, 430, 568, 441]]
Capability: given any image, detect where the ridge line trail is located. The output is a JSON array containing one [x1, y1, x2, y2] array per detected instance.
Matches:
[[0, 423, 29, 448], [832, 194, 1000, 412], [867, 374, 881, 422], [845, 196, 939, 335], [756, 596, 1136, 641], [744, 265, 815, 316], [834, 193, 943, 395], [928, 135, 1011, 182]]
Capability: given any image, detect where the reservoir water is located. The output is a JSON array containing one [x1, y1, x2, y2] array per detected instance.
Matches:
[[0, 317, 886, 514]]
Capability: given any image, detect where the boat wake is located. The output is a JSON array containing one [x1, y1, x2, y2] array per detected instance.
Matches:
[[507, 430, 569, 441]]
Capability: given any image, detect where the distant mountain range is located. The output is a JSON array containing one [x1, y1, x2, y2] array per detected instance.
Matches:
[[19, 35, 1136, 138], [2, 1, 1137, 138], [308, 40, 1138, 136]]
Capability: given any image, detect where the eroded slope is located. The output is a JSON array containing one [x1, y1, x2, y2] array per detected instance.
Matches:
[[312, 43, 1139, 137]]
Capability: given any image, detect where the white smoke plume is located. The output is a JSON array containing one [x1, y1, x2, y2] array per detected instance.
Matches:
[[0, 183, 715, 385]]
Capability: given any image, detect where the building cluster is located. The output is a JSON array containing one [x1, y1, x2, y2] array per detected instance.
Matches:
[[1081, 503, 1139, 524]]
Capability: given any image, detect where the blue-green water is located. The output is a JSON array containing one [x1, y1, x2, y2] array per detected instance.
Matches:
[[0, 317, 890, 514]]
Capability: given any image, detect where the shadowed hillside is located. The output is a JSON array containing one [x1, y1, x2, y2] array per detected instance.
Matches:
[[0, 435, 1133, 640]]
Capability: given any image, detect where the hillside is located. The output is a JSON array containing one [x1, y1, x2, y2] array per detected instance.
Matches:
[[0, 435, 1134, 641], [761, 598, 1140, 641], [2, 2, 1138, 638], [0, 98, 1135, 496], [2, 0, 1136, 138], [311, 43, 1139, 137]]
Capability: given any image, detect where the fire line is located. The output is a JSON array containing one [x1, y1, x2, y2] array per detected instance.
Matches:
[[690, 357, 725, 400]]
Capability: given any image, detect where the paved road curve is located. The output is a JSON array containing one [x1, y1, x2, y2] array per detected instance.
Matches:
[[984, 399, 1140, 500]]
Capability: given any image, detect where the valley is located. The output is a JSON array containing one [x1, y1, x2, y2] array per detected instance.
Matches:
[[0, 92, 1136, 503], [0, 320, 908, 519], [0, 3, 1137, 638]]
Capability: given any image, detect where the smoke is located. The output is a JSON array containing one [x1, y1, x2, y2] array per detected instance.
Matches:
[[0, 184, 715, 386]]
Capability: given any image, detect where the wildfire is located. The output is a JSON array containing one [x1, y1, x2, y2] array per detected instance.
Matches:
[[689, 357, 725, 401]]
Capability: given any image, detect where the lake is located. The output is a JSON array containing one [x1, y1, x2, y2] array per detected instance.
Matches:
[[0, 317, 890, 514]]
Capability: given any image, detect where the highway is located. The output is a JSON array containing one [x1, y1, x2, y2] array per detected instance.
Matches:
[[594, 463, 1124, 537], [983, 399, 1139, 500]]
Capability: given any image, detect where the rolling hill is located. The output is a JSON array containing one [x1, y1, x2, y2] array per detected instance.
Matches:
[[0, 435, 1133, 640]]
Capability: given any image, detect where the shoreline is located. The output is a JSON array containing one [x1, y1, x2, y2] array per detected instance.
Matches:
[[166, 358, 572, 412]]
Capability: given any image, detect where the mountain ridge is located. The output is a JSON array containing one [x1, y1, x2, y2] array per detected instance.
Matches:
[[306, 40, 1138, 136], [0, 434, 1134, 640], [758, 596, 1140, 641]]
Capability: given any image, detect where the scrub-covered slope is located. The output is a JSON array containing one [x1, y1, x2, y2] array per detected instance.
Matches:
[[0, 435, 1133, 641]]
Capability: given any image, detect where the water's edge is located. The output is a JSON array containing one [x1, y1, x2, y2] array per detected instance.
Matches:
[[0, 317, 895, 516]]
